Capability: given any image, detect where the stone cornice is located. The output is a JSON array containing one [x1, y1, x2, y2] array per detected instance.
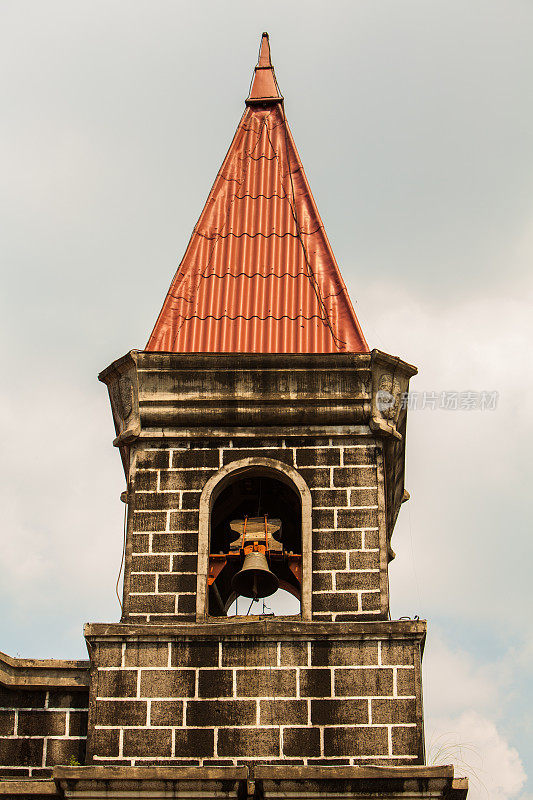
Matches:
[[84, 619, 426, 642], [0, 650, 89, 690]]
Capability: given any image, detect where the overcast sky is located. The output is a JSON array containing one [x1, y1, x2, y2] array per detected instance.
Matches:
[[1, 2, 532, 798]]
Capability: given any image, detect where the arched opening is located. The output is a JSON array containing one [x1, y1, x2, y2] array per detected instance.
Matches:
[[196, 458, 312, 621], [208, 471, 302, 617]]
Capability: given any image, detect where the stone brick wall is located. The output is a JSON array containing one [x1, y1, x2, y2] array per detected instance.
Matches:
[[0, 687, 88, 778], [86, 626, 423, 767], [126, 436, 386, 623]]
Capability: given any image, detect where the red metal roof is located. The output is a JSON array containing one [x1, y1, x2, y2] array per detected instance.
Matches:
[[146, 33, 369, 354]]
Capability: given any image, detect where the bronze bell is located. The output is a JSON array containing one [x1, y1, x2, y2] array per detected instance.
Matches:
[[231, 551, 279, 599]]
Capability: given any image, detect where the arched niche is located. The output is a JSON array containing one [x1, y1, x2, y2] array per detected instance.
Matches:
[[196, 458, 312, 621]]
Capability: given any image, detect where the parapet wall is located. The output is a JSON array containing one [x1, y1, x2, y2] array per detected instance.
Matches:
[[85, 620, 425, 768], [0, 653, 89, 778]]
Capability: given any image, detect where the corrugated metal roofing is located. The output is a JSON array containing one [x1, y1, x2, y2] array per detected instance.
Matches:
[[146, 33, 369, 354]]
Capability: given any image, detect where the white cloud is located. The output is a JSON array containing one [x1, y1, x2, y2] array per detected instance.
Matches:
[[423, 633, 527, 800], [423, 635, 502, 718], [428, 711, 526, 800]]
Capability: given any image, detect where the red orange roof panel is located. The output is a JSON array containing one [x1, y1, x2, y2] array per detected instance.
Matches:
[[146, 34, 369, 354]]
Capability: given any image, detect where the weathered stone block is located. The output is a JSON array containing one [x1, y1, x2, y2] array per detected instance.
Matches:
[[236, 669, 296, 697], [297, 448, 340, 467], [397, 668, 416, 696], [96, 643, 123, 668], [0, 712, 15, 735], [93, 727, 120, 757], [363, 530, 379, 549], [152, 533, 198, 553], [158, 573, 196, 593], [150, 700, 183, 725], [311, 489, 348, 507], [371, 698, 416, 724], [130, 573, 156, 593], [125, 643, 169, 668], [391, 725, 420, 756], [223, 449, 293, 466], [122, 728, 172, 757], [283, 726, 321, 757], [0, 689, 45, 708], [46, 738, 86, 766], [336, 571, 380, 591], [218, 727, 279, 758], [349, 488, 378, 506], [0, 738, 42, 766], [0, 768, 33, 777], [172, 450, 220, 468], [259, 700, 307, 725], [230, 437, 280, 448], [134, 471, 158, 491], [280, 641, 309, 666], [349, 551, 380, 570], [172, 642, 218, 668], [168, 511, 200, 530], [381, 642, 416, 666], [186, 700, 256, 727], [285, 436, 330, 447], [342, 448, 376, 465], [337, 509, 378, 528], [131, 533, 150, 553], [136, 450, 169, 469], [198, 669, 233, 698], [312, 698, 368, 725], [312, 592, 359, 612], [323, 726, 388, 756], [313, 573, 333, 591], [313, 509, 335, 529], [190, 438, 230, 449], [313, 552, 347, 571], [18, 710, 65, 737], [181, 491, 202, 509], [361, 591, 381, 611], [98, 670, 137, 698], [129, 594, 175, 614], [133, 512, 167, 532], [48, 690, 89, 709], [131, 554, 171, 572], [177, 594, 196, 614], [160, 471, 208, 491], [314, 531, 362, 550], [333, 467, 377, 487], [174, 728, 214, 757], [172, 554, 198, 572], [69, 710, 89, 736], [311, 641, 378, 667], [334, 668, 393, 697], [299, 668, 332, 697], [296, 468, 331, 488], [136, 492, 181, 511], [140, 669, 195, 698], [222, 641, 278, 667]]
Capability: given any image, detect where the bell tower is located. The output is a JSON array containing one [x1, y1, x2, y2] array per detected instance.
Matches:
[[78, 33, 468, 800]]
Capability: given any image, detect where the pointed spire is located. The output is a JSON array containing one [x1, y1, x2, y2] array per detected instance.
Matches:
[[246, 32, 283, 105], [146, 33, 369, 354]]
